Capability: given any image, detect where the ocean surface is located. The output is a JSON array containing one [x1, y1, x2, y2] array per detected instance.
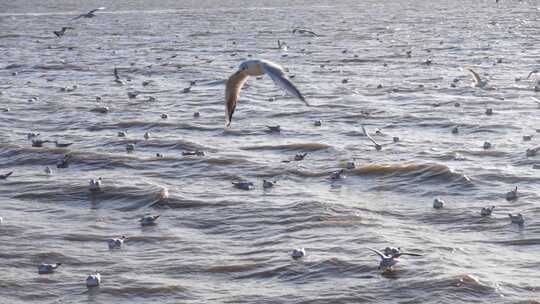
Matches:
[[1, 0, 540, 303]]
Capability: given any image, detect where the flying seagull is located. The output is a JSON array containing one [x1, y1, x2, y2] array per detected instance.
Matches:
[[54, 27, 74, 38], [72, 7, 106, 20], [225, 59, 308, 127]]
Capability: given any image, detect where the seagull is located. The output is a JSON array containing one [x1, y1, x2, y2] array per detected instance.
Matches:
[[27, 132, 40, 139], [481, 206, 495, 217], [294, 152, 308, 161], [465, 67, 488, 88], [346, 161, 356, 169], [329, 169, 345, 180], [433, 198, 445, 209], [266, 125, 281, 133], [89, 178, 102, 192], [72, 7, 106, 20], [277, 40, 288, 51], [53, 27, 74, 38], [113, 67, 124, 85], [263, 180, 277, 189], [54, 141, 73, 148], [291, 248, 306, 259], [527, 69, 539, 80], [140, 215, 160, 226], [144, 132, 150, 140], [0, 217, 3, 224], [0, 171, 13, 180], [292, 28, 319, 36], [108, 236, 126, 249], [44, 166, 53, 175], [506, 186, 518, 201], [368, 248, 422, 271], [86, 272, 101, 287], [362, 126, 382, 150], [32, 139, 50, 147], [232, 181, 254, 190], [56, 154, 71, 168], [126, 144, 135, 153], [38, 263, 62, 274], [225, 59, 309, 127], [508, 213, 524, 225], [182, 150, 205, 156]]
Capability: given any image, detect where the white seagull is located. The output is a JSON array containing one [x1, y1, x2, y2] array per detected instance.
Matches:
[[225, 59, 309, 127], [291, 248, 306, 259], [140, 215, 160, 226], [368, 248, 422, 271], [108, 236, 126, 249], [86, 272, 101, 287], [89, 178, 102, 192], [38, 263, 62, 274], [72, 7, 106, 20]]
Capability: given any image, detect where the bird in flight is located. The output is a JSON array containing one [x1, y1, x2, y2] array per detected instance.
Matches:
[[225, 59, 309, 127], [72, 7, 106, 20]]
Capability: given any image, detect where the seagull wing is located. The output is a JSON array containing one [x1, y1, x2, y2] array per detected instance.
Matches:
[[114, 67, 120, 80], [368, 248, 385, 259], [465, 67, 482, 86], [261, 62, 309, 106], [396, 252, 423, 257], [361, 126, 380, 146], [225, 70, 249, 127], [88, 7, 106, 14], [71, 14, 85, 20]]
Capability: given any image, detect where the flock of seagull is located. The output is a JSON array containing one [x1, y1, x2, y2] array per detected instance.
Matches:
[[1, 4, 539, 289]]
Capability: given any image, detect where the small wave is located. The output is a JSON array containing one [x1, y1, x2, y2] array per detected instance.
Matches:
[[241, 143, 331, 152]]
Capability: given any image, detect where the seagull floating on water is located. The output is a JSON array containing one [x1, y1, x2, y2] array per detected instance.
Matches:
[[481, 206, 495, 217], [291, 248, 306, 259], [294, 152, 308, 161], [38, 263, 62, 274], [508, 213, 524, 225], [266, 125, 281, 133], [57, 154, 71, 168], [0, 171, 13, 180], [182, 150, 205, 156], [263, 179, 277, 189], [329, 169, 345, 180], [53, 27, 74, 38], [368, 248, 422, 271], [108, 236, 126, 249], [232, 181, 254, 190], [346, 161, 356, 169], [54, 141, 73, 148], [44, 166, 52, 175], [433, 198, 445, 209], [86, 272, 101, 287], [72, 7, 106, 20], [140, 215, 160, 226], [505, 186, 518, 201], [32, 139, 50, 147], [225, 59, 308, 127], [27, 132, 39, 139], [89, 178, 102, 192]]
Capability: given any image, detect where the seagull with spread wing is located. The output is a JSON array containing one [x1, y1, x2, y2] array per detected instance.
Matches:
[[465, 67, 488, 88], [72, 7, 106, 20], [225, 59, 309, 127], [368, 248, 422, 271]]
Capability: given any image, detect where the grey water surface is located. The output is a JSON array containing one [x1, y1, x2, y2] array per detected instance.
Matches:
[[1, 0, 539, 303]]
